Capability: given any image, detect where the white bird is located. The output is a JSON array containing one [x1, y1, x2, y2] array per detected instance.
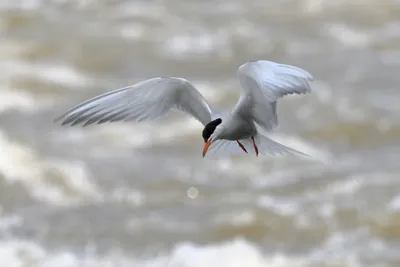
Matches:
[[55, 60, 314, 158]]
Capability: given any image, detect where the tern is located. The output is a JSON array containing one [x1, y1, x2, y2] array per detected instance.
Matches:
[[55, 60, 314, 158]]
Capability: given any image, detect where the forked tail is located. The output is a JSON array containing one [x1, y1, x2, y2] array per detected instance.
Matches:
[[204, 133, 308, 158], [253, 133, 308, 157]]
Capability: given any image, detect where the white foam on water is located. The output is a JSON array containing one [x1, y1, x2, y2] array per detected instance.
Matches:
[[214, 210, 256, 227], [162, 33, 214, 58], [1, 60, 90, 89], [309, 229, 375, 265], [160, 32, 232, 59], [108, 186, 145, 207], [194, 81, 227, 104], [0, 58, 91, 113], [301, 0, 384, 14], [0, 0, 41, 10], [388, 195, 400, 211], [114, 1, 167, 20], [0, 212, 23, 235], [322, 23, 371, 48], [0, 131, 103, 206], [0, 39, 88, 90], [257, 195, 299, 216], [117, 23, 146, 40], [54, 123, 153, 149], [35, 64, 90, 89], [310, 80, 333, 104], [0, 238, 312, 267], [0, 0, 99, 10], [166, 239, 305, 267], [0, 89, 48, 114]]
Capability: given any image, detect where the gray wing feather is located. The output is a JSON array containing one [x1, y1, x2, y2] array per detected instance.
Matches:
[[55, 77, 213, 126], [233, 60, 314, 131]]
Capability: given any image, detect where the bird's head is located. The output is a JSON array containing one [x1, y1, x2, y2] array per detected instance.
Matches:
[[202, 118, 222, 157]]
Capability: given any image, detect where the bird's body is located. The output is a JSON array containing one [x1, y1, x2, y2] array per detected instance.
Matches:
[[55, 60, 314, 158], [206, 114, 257, 141]]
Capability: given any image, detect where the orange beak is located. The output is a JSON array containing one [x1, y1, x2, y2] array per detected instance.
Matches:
[[202, 139, 212, 157]]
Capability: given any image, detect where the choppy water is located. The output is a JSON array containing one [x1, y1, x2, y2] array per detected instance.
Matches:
[[1, 0, 400, 266]]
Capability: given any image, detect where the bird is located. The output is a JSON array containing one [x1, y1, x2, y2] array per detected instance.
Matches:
[[54, 60, 314, 158]]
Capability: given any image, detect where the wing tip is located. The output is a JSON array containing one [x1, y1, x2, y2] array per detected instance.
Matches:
[[53, 114, 70, 126], [239, 59, 315, 81], [53, 112, 86, 127], [54, 115, 101, 127]]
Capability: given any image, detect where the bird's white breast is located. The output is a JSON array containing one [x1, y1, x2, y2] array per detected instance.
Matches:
[[219, 115, 257, 141]]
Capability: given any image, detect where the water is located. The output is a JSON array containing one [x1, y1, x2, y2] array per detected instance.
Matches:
[[1, 0, 400, 266]]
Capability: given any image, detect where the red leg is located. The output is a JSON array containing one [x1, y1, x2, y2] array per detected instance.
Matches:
[[236, 140, 248, 153], [251, 136, 259, 156]]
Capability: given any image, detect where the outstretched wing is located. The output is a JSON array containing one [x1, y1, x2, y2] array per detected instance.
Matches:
[[55, 77, 214, 127], [233, 60, 314, 131]]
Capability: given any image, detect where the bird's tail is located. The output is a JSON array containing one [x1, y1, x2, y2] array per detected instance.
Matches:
[[204, 134, 308, 158], [253, 133, 308, 157]]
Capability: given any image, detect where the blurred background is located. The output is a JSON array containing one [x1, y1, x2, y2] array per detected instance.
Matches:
[[1, 0, 400, 266]]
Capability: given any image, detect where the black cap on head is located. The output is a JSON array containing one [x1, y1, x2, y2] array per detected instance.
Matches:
[[202, 118, 222, 142]]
